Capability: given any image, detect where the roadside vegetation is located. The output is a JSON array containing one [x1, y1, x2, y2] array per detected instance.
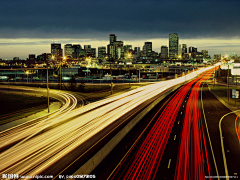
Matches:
[[208, 84, 240, 107], [0, 92, 52, 124]]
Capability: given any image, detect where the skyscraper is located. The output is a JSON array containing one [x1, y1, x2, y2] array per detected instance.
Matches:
[[98, 46, 106, 59], [134, 47, 141, 57], [143, 42, 152, 58], [107, 34, 123, 60], [64, 44, 73, 58], [124, 45, 132, 59], [182, 44, 187, 53], [169, 33, 178, 59], [110, 34, 116, 44], [189, 46, 197, 53], [72, 44, 82, 60], [161, 46, 168, 59], [84, 45, 92, 57], [51, 43, 63, 61]]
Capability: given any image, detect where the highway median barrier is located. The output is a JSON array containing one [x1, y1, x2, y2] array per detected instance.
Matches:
[[70, 83, 183, 179]]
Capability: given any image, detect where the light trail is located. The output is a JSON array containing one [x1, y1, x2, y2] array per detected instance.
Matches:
[[175, 71, 213, 180], [109, 68, 217, 180], [0, 66, 218, 179], [235, 114, 240, 146]]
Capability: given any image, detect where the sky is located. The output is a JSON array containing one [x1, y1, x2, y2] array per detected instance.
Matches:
[[0, 0, 240, 59]]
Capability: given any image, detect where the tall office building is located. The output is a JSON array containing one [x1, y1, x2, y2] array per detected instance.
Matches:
[[98, 46, 106, 59], [143, 42, 152, 58], [90, 48, 96, 58], [84, 45, 92, 57], [161, 46, 168, 59], [189, 46, 197, 53], [178, 44, 187, 58], [64, 44, 73, 58], [51, 43, 63, 61], [169, 33, 179, 59], [182, 44, 187, 53], [107, 34, 123, 60], [134, 47, 141, 57], [110, 34, 116, 44], [72, 44, 82, 60], [124, 45, 132, 59]]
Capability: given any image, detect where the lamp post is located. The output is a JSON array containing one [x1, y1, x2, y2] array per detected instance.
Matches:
[[47, 61, 50, 113], [127, 53, 131, 87], [110, 63, 113, 95], [139, 68, 140, 83], [235, 69, 237, 107], [26, 71, 29, 85], [228, 64, 229, 102]]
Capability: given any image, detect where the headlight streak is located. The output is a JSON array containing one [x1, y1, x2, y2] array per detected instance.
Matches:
[[0, 92, 75, 148], [0, 66, 217, 178], [110, 68, 216, 180]]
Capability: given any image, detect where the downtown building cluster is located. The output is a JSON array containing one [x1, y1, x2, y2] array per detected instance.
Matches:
[[0, 33, 231, 68], [49, 33, 211, 63]]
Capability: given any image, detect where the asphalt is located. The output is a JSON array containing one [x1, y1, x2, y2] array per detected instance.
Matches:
[[202, 84, 240, 178], [92, 82, 240, 180]]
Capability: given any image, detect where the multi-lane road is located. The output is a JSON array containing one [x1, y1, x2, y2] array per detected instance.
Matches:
[[93, 68, 240, 180], [0, 65, 239, 180]]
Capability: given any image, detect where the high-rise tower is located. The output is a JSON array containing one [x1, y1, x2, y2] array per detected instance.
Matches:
[[161, 46, 168, 59], [169, 33, 179, 59], [51, 43, 63, 61]]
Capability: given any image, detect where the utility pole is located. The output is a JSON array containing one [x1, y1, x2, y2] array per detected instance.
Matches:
[[128, 65, 130, 87], [139, 68, 140, 83], [235, 69, 237, 106], [60, 58, 62, 90], [228, 64, 229, 102], [110, 63, 113, 95], [47, 61, 50, 113]]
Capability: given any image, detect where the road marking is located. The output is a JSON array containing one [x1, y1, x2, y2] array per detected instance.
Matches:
[[183, 105, 184, 107], [167, 159, 171, 169], [218, 109, 240, 180], [181, 112, 182, 114], [201, 83, 220, 179], [178, 121, 180, 124], [174, 135, 176, 140]]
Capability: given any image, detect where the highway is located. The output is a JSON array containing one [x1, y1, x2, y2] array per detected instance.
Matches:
[[0, 65, 227, 179], [93, 66, 240, 180], [102, 69, 215, 180]]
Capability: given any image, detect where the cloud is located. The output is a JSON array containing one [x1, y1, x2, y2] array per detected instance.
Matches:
[[0, 0, 239, 40]]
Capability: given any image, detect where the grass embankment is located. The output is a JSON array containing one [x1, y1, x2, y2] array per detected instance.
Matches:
[[0, 92, 51, 124], [208, 84, 240, 107], [6, 82, 150, 102]]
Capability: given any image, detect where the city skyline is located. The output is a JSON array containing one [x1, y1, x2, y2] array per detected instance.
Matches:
[[0, 36, 240, 60], [0, 0, 240, 59]]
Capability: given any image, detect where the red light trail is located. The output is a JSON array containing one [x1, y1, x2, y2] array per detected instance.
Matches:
[[110, 69, 215, 180], [235, 114, 240, 146]]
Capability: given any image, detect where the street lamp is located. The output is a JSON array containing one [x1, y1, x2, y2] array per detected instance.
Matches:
[[47, 60, 50, 113], [26, 71, 29, 84], [127, 53, 132, 87], [59, 56, 66, 90]]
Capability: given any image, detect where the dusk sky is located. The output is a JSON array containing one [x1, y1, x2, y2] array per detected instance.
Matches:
[[0, 0, 240, 59]]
